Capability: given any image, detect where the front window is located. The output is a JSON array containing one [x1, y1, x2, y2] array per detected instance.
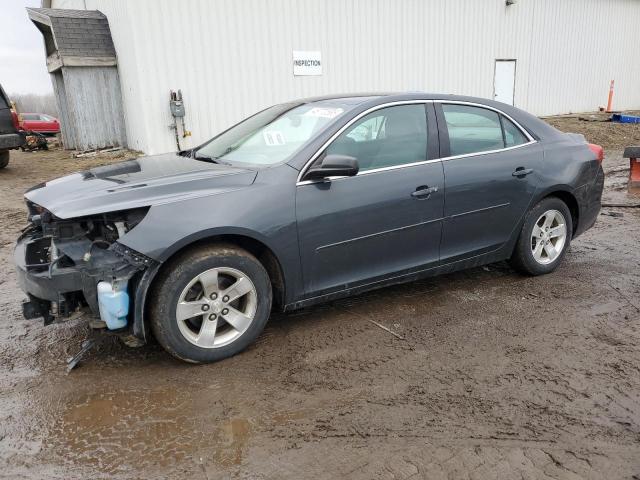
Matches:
[[324, 104, 428, 171], [195, 102, 352, 166]]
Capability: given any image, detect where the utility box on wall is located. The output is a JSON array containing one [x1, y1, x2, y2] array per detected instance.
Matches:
[[27, 8, 127, 151]]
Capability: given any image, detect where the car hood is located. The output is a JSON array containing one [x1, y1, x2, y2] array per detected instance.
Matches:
[[25, 153, 258, 218]]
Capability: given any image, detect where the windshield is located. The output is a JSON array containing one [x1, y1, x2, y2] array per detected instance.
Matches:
[[195, 101, 353, 166]]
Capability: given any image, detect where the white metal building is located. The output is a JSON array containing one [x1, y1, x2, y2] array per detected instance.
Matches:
[[39, 0, 640, 155]]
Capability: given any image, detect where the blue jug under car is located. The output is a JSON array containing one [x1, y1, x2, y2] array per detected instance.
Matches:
[[97, 280, 129, 330]]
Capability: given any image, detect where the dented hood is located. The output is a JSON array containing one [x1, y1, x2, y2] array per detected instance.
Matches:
[[25, 153, 257, 218]]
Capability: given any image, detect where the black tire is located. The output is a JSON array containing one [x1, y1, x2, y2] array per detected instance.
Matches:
[[0, 151, 9, 169], [509, 196, 573, 276], [150, 244, 272, 363]]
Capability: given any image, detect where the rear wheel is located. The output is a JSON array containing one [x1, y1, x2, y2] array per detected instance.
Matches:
[[510, 197, 572, 275], [150, 244, 272, 363], [0, 151, 9, 169]]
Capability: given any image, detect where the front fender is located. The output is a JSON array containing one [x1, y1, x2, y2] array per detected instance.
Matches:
[[155, 226, 283, 263], [118, 165, 303, 341], [128, 226, 294, 343]]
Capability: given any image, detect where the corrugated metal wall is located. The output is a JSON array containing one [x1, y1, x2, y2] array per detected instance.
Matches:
[[51, 0, 640, 155]]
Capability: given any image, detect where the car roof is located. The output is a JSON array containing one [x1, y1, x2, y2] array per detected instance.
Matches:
[[299, 91, 509, 104], [297, 93, 392, 104], [298, 92, 560, 140]]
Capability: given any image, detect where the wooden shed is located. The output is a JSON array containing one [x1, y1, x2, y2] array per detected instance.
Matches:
[[27, 8, 127, 151]]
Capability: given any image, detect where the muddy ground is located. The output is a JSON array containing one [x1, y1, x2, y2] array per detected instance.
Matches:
[[1, 117, 639, 479]]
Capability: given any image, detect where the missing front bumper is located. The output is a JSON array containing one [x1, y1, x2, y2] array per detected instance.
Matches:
[[14, 233, 154, 329]]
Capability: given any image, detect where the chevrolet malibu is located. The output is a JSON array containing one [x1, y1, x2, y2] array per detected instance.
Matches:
[[15, 93, 604, 363]]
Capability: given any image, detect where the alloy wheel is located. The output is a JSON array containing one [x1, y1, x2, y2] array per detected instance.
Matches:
[[531, 209, 567, 265], [175, 267, 258, 348]]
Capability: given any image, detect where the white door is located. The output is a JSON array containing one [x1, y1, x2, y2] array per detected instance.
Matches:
[[494, 60, 516, 105]]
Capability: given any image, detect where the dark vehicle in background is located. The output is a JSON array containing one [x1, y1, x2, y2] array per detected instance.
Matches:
[[14, 93, 604, 363], [19, 113, 60, 135], [0, 84, 25, 169]]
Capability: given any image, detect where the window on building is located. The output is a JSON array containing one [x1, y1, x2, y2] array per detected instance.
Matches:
[[324, 104, 428, 171]]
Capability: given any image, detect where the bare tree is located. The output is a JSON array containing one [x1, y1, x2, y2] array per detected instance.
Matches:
[[10, 93, 58, 117]]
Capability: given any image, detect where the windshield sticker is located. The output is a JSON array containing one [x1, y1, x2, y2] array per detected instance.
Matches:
[[263, 131, 286, 146], [304, 107, 344, 119]]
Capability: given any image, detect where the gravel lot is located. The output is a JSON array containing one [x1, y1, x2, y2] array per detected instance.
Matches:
[[1, 118, 639, 479]]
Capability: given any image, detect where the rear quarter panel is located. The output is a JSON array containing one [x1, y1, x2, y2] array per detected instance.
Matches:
[[536, 133, 601, 234]]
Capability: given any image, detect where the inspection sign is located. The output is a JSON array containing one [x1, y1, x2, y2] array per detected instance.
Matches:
[[293, 51, 322, 76]]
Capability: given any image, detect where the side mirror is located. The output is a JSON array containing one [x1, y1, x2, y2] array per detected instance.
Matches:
[[303, 154, 359, 181]]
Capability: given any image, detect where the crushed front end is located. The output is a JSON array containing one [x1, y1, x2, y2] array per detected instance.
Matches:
[[14, 201, 156, 341]]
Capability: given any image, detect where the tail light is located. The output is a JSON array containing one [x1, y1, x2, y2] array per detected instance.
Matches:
[[11, 110, 20, 131], [588, 143, 604, 164]]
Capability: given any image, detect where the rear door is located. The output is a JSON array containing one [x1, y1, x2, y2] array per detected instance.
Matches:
[[20, 114, 39, 131], [38, 114, 56, 132], [24, 114, 48, 132], [436, 102, 543, 262], [296, 102, 444, 296]]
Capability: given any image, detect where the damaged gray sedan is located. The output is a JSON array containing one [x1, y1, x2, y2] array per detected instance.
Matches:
[[15, 93, 604, 363]]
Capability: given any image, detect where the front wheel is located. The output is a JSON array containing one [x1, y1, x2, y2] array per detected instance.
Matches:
[[510, 197, 572, 276], [150, 244, 272, 363]]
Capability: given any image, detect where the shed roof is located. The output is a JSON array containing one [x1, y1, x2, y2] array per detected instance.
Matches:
[[27, 8, 116, 59]]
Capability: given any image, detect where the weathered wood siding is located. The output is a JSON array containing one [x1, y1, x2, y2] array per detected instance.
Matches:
[[60, 66, 127, 150], [50, 70, 75, 148]]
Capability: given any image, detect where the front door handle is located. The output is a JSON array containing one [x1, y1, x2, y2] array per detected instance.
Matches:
[[411, 185, 438, 199], [512, 167, 534, 177]]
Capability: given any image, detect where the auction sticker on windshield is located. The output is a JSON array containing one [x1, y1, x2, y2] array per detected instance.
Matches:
[[304, 107, 344, 119], [263, 131, 286, 146]]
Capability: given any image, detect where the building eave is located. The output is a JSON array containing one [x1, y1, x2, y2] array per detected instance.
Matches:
[[47, 54, 118, 73]]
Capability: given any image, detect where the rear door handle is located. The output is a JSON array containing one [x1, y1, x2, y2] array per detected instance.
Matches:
[[512, 167, 534, 177], [411, 185, 438, 199]]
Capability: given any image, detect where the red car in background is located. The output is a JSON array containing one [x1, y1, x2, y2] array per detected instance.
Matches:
[[19, 113, 60, 135]]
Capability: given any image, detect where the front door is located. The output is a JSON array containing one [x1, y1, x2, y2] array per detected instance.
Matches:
[[494, 60, 516, 105], [437, 102, 542, 262], [296, 103, 444, 297]]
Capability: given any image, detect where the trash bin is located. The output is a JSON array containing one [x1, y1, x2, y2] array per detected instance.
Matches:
[[623, 146, 640, 194]]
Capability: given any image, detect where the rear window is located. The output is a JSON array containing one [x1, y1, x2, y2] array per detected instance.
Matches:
[[22, 114, 40, 120], [502, 116, 528, 147], [442, 104, 530, 156]]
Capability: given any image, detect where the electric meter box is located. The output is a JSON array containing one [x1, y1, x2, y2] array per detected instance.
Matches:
[[170, 100, 185, 118]]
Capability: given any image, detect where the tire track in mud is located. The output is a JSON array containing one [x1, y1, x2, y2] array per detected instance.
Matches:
[[1, 149, 640, 479]]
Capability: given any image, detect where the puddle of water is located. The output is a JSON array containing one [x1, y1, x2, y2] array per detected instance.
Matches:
[[590, 300, 623, 316], [212, 417, 251, 467], [46, 386, 255, 475]]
